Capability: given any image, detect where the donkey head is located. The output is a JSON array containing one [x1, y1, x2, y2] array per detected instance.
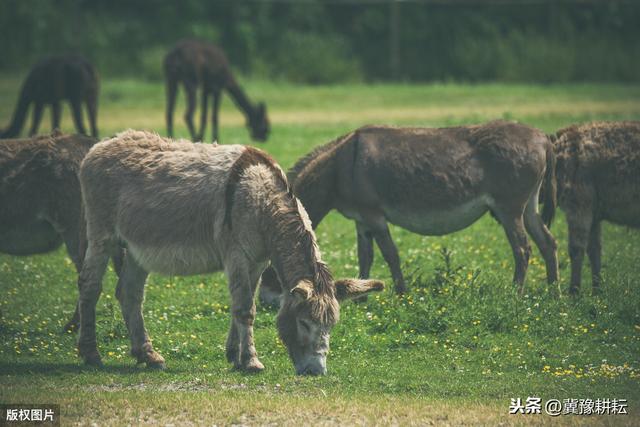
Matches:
[[248, 102, 269, 142], [277, 278, 383, 375]]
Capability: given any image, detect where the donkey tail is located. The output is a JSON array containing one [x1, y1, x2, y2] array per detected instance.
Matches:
[[541, 140, 557, 227], [1, 83, 32, 138]]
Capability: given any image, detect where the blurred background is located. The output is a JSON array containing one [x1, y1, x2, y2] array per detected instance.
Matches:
[[1, 0, 639, 84], [2, 3, 640, 421]]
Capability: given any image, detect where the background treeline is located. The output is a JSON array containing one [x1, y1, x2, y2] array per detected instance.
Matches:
[[1, 0, 639, 84]]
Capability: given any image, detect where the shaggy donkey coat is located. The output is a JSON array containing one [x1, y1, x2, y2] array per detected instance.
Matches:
[[76, 131, 382, 374], [0, 131, 98, 330], [550, 121, 640, 295], [260, 120, 558, 304]]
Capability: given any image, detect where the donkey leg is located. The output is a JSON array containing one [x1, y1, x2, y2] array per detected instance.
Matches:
[[356, 222, 375, 279], [115, 252, 164, 369], [111, 246, 125, 277], [51, 101, 62, 131], [165, 77, 178, 137], [77, 240, 110, 366], [212, 90, 221, 143], [196, 89, 209, 142], [86, 95, 98, 138], [28, 102, 44, 136], [60, 226, 83, 333], [523, 191, 558, 284], [587, 221, 602, 295], [65, 300, 80, 333], [369, 220, 405, 294], [566, 210, 593, 296], [183, 82, 197, 140], [499, 213, 531, 294], [70, 99, 87, 135], [225, 317, 240, 366], [226, 262, 265, 372]]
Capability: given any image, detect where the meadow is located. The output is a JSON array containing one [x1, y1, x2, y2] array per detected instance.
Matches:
[[1, 78, 640, 425]]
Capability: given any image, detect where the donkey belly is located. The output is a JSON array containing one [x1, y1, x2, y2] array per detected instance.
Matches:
[[127, 242, 223, 276], [382, 195, 492, 236]]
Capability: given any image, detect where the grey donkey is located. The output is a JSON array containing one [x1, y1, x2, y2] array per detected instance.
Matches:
[[76, 130, 383, 375]]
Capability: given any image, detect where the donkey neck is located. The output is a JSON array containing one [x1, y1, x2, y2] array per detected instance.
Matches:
[[289, 155, 338, 228], [265, 198, 322, 292], [226, 80, 256, 121]]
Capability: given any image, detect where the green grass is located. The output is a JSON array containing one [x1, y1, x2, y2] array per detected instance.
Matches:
[[1, 79, 639, 424]]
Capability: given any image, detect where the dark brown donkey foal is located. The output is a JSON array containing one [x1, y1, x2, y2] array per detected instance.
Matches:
[[1, 55, 99, 138], [164, 39, 269, 143]]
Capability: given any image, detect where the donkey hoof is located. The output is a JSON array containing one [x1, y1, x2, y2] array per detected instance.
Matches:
[[84, 358, 104, 368], [146, 360, 166, 370], [243, 357, 265, 373], [394, 286, 407, 295], [226, 347, 240, 365], [141, 351, 165, 370], [82, 351, 104, 368]]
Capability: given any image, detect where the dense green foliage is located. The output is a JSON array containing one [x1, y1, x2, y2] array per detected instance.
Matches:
[[0, 80, 639, 423], [1, 0, 639, 83]]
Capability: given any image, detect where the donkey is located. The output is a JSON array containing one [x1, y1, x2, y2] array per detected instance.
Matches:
[[164, 39, 269, 143], [260, 120, 558, 304], [550, 121, 640, 295], [1, 54, 99, 138], [0, 131, 99, 331], [76, 130, 382, 374]]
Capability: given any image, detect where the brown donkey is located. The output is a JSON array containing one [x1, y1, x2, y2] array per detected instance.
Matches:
[[0, 131, 99, 331], [164, 39, 269, 143], [76, 130, 382, 374], [260, 120, 558, 304], [1, 55, 99, 138], [550, 121, 640, 295]]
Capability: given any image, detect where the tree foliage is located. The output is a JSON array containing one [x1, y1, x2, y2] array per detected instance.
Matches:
[[1, 0, 638, 83]]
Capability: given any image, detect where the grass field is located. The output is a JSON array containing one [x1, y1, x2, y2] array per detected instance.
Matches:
[[1, 78, 640, 425]]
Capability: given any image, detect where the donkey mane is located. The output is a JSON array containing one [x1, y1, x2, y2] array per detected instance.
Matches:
[[311, 261, 338, 324], [287, 131, 354, 182], [272, 199, 338, 324], [224, 146, 291, 227]]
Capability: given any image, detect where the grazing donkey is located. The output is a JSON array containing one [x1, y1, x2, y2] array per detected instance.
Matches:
[[1, 55, 99, 138], [550, 121, 640, 295], [76, 130, 382, 375], [164, 39, 269, 142], [0, 131, 98, 331], [260, 120, 558, 304]]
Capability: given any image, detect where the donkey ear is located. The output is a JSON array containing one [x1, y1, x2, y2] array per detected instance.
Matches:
[[335, 279, 384, 302], [290, 280, 314, 302]]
